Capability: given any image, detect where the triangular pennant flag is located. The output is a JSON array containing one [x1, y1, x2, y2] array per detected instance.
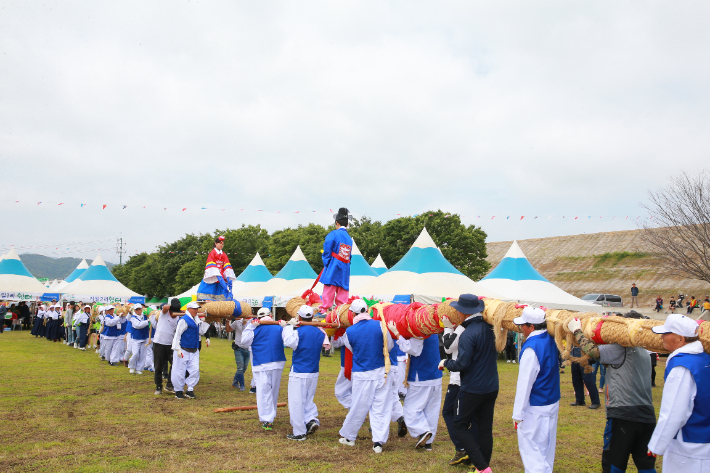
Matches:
[[102, 205, 107, 209]]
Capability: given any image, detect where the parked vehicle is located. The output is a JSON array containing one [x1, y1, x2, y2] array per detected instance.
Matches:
[[581, 293, 624, 308]]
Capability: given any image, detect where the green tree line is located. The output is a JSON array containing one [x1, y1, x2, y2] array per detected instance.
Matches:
[[111, 210, 491, 297]]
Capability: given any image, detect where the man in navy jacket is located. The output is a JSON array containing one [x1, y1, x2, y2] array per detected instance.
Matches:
[[441, 294, 498, 473]]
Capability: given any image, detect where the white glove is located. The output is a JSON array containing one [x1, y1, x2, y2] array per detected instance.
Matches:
[[206, 338, 210, 347], [177, 348, 183, 358], [567, 317, 582, 333], [278, 320, 287, 327], [287, 317, 299, 326], [442, 317, 455, 329], [438, 359, 446, 371], [387, 321, 400, 338]]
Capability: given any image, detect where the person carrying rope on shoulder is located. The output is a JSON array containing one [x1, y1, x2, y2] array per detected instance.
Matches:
[[337, 299, 394, 454], [321, 208, 353, 311], [512, 307, 560, 473], [647, 314, 709, 472], [568, 310, 656, 473], [241, 307, 286, 431], [279, 305, 331, 441], [389, 321, 441, 451], [128, 304, 149, 375], [170, 301, 209, 399]]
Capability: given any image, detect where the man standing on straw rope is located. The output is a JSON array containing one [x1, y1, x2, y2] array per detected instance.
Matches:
[[197, 235, 237, 301], [320, 208, 353, 311], [241, 307, 286, 430], [568, 311, 656, 473], [440, 294, 497, 473], [279, 305, 331, 441], [170, 301, 209, 399], [338, 299, 394, 454], [389, 322, 441, 451], [647, 314, 710, 472], [512, 307, 560, 473]]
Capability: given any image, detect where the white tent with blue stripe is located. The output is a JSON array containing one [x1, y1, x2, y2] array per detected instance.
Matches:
[[53, 259, 89, 293], [371, 254, 388, 275], [349, 240, 379, 291], [234, 246, 321, 307], [232, 252, 274, 294], [61, 254, 144, 303], [352, 228, 505, 303], [478, 241, 601, 313], [0, 249, 48, 300]]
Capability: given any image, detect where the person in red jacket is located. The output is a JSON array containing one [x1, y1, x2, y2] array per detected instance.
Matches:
[[197, 236, 237, 301]]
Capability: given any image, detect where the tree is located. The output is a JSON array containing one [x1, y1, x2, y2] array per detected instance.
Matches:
[[641, 170, 710, 284], [266, 224, 329, 274], [348, 216, 384, 264]]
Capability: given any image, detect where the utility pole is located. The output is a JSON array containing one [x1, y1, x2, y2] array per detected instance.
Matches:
[[116, 237, 126, 265]]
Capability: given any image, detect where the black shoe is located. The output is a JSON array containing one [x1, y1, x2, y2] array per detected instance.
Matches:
[[372, 442, 383, 454], [415, 432, 432, 449], [287, 433, 307, 441], [249, 387, 256, 394], [185, 391, 196, 399], [175, 391, 185, 400], [424, 444, 433, 452], [100, 356, 105, 361], [652, 383, 657, 387], [306, 420, 319, 435], [108, 362, 116, 366], [164, 385, 175, 393], [398, 393, 406, 402], [449, 450, 469, 465], [154, 387, 162, 396], [570, 402, 586, 406], [588, 403, 600, 409], [397, 416, 407, 438]]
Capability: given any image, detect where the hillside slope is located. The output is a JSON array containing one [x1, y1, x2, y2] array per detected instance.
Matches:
[[486, 229, 710, 307], [19, 254, 114, 280]]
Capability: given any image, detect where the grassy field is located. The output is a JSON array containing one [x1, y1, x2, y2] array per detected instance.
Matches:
[[0, 331, 666, 472]]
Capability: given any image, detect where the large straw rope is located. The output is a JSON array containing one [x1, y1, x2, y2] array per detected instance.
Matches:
[[202, 300, 252, 321]]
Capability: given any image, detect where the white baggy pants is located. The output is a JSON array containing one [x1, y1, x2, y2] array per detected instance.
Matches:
[[254, 369, 282, 423], [403, 384, 442, 442], [171, 349, 200, 392], [128, 338, 148, 371], [288, 375, 319, 436], [111, 337, 126, 363], [102, 338, 118, 362], [99, 334, 107, 358], [249, 349, 256, 388], [334, 367, 352, 409], [144, 340, 154, 370], [389, 366, 404, 422], [397, 356, 408, 395], [339, 376, 391, 444], [123, 333, 132, 361], [517, 405, 559, 473], [662, 451, 710, 473]]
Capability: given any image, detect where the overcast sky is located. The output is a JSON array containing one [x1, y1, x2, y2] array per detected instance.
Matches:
[[1, 1, 708, 264]]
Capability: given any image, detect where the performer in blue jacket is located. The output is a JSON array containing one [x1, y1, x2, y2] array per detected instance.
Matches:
[[280, 305, 331, 441], [241, 307, 286, 430], [512, 307, 561, 473], [128, 304, 150, 375], [389, 322, 442, 450], [338, 299, 394, 454], [170, 302, 209, 399], [321, 208, 353, 310]]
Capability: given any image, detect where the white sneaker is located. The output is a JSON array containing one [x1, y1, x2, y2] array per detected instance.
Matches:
[[507, 360, 511, 363], [95, 349, 99, 354], [74, 343, 78, 348], [129, 369, 135, 374], [339, 438, 355, 447], [373, 442, 383, 453], [512, 360, 517, 364], [80, 347, 86, 351], [136, 371, 142, 375]]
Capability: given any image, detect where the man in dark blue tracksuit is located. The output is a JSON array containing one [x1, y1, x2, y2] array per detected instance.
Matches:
[[442, 294, 498, 473]]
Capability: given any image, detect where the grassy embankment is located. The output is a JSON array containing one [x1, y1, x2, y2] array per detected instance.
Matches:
[[0, 332, 666, 472]]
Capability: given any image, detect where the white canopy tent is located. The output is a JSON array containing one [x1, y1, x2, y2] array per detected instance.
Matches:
[[371, 254, 388, 275], [348, 239, 379, 291], [61, 255, 144, 304], [0, 249, 49, 301], [478, 241, 601, 313], [53, 259, 89, 293], [353, 228, 505, 303], [234, 246, 321, 308]]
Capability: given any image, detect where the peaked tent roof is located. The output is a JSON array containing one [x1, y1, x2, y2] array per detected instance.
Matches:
[[47, 279, 60, 290], [0, 249, 49, 297], [349, 239, 379, 291], [231, 252, 274, 294], [371, 253, 388, 275], [234, 246, 321, 305], [61, 254, 142, 300], [479, 241, 601, 313], [353, 228, 505, 302], [53, 259, 89, 292]]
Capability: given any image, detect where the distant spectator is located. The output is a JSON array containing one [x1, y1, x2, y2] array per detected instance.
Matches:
[[699, 296, 710, 322], [654, 296, 663, 313], [19, 302, 30, 329], [668, 297, 677, 314], [630, 284, 639, 308], [686, 296, 698, 315]]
